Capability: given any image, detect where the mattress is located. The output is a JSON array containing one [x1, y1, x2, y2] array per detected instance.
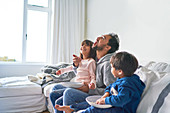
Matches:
[[0, 76, 42, 97]]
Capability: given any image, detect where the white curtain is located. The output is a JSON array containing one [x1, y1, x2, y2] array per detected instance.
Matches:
[[51, 0, 85, 64]]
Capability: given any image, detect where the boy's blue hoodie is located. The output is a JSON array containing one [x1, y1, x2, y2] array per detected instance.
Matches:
[[105, 74, 145, 113]]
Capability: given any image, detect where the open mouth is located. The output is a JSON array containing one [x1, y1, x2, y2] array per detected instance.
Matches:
[[92, 41, 97, 47]]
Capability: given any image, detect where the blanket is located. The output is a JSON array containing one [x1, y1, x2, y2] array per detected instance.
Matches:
[[28, 63, 76, 88]]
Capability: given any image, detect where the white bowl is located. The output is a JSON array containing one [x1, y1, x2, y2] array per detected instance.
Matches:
[[60, 82, 83, 88], [86, 95, 112, 108]]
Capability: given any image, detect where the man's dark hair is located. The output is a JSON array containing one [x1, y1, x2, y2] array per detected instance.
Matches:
[[107, 33, 119, 54], [110, 52, 138, 77]]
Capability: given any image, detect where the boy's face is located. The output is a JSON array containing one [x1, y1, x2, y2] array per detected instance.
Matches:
[[111, 64, 118, 78], [111, 64, 123, 78]]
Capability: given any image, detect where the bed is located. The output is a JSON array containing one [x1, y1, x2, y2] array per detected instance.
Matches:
[[0, 76, 46, 113]]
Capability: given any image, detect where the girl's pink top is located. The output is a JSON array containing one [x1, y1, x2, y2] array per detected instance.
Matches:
[[60, 58, 96, 87]]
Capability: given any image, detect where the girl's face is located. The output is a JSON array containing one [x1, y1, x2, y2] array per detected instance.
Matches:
[[80, 43, 91, 57]]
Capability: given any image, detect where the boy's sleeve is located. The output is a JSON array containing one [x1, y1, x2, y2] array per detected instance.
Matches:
[[105, 84, 112, 93], [105, 85, 133, 107]]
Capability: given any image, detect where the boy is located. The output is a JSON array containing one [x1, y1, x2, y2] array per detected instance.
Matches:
[[84, 51, 145, 113]]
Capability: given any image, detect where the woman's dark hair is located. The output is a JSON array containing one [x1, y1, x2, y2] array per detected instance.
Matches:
[[80, 40, 96, 59], [110, 52, 138, 77], [107, 33, 119, 54]]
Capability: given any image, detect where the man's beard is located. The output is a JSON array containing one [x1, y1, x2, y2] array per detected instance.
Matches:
[[93, 45, 106, 51]]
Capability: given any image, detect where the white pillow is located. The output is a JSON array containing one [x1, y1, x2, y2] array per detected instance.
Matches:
[[144, 61, 170, 73], [136, 67, 170, 113]]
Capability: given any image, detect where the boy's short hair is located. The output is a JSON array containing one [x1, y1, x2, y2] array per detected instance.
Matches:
[[110, 52, 138, 76]]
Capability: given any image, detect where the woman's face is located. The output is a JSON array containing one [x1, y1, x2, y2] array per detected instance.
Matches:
[[80, 43, 91, 56]]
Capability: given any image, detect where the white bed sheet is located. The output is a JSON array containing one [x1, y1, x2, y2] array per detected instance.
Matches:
[[0, 94, 46, 113], [0, 76, 42, 97]]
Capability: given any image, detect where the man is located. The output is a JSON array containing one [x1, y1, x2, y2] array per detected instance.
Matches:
[[52, 33, 120, 113], [72, 33, 119, 95]]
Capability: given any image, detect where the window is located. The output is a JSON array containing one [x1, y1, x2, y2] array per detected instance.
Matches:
[[0, 0, 52, 63]]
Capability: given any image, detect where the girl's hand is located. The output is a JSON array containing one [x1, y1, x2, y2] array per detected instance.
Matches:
[[89, 83, 95, 89], [73, 54, 81, 67], [96, 97, 105, 105], [56, 70, 61, 75]]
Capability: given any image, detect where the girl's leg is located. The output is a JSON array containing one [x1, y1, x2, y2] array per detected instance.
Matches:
[[63, 87, 89, 106], [52, 84, 66, 91]]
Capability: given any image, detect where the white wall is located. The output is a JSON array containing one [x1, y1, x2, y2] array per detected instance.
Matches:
[[86, 0, 170, 63]]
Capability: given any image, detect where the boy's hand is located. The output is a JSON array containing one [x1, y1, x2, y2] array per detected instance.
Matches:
[[89, 83, 95, 89], [96, 97, 105, 105], [73, 54, 81, 67], [56, 70, 61, 75]]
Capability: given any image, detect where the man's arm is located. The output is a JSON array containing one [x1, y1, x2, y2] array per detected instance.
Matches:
[[103, 61, 116, 86], [88, 61, 116, 95]]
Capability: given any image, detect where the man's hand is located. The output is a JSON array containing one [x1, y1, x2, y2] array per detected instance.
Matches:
[[73, 54, 81, 67], [76, 82, 89, 93]]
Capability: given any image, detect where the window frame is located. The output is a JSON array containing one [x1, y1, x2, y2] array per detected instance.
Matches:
[[22, 0, 52, 64]]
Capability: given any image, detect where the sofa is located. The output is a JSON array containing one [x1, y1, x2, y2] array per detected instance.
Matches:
[[43, 61, 170, 113]]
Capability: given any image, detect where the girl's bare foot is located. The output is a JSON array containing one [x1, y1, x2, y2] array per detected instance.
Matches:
[[55, 105, 74, 113]]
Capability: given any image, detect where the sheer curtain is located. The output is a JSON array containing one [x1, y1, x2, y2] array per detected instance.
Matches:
[[51, 0, 85, 64]]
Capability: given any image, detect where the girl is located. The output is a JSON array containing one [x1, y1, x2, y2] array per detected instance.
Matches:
[[50, 40, 96, 113], [56, 39, 96, 89]]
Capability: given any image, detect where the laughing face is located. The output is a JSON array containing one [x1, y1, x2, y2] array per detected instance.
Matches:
[[80, 42, 91, 58], [93, 35, 111, 51]]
